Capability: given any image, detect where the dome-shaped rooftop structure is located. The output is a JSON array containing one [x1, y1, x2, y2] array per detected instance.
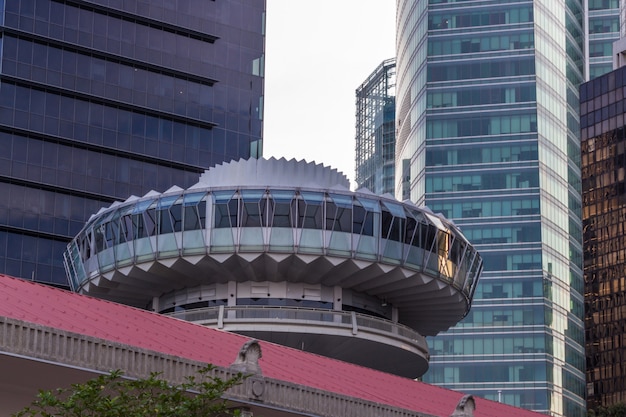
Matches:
[[64, 157, 483, 378]]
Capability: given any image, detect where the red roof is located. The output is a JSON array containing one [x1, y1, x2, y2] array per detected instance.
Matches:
[[0, 274, 541, 417]]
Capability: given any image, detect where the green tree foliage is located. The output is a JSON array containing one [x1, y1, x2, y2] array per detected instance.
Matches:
[[589, 403, 626, 417], [13, 365, 245, 417]]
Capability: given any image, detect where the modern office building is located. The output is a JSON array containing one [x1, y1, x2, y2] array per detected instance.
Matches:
[[580, 51, 626, 412], [0, 0, 265, 287], [587, 0, 621, 79], [355, 58, 396, 196], [63, 157, 483, 378], [395, 1, 586, 416]]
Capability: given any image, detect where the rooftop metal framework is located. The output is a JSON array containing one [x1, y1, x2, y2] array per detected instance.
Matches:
[[355, 58, 396, 196]]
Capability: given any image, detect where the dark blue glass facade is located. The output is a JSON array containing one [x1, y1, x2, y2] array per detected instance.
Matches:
[[0, 0, 265, 286]]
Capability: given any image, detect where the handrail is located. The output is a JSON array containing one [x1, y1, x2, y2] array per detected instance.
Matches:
[[165, 305, 423, 343]]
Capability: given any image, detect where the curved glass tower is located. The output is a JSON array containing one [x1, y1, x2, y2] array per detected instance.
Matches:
[[396, 1, 585, 416]]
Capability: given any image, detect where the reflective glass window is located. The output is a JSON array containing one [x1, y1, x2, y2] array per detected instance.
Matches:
[[298, 192, 323, 229], [214, 191, 238, 228], [382, 201, 406, 218], [241, 190, 266, 227], [269, 190, 295, 228], [144, 204, 157, 236], [352, 203, 371, 236]]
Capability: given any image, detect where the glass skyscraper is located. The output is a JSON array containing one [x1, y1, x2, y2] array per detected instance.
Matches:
[[581, 56, 626, 413], [587, 0, 620, 80], [0, 0, 265, 287], [355, 58, 396, 195], [395, 1, 585, 416]]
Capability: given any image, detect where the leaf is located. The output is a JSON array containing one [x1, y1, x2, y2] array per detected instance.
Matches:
[[12, 365, 243, 417]]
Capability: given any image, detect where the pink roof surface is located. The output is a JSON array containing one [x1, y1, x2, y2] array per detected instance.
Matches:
[[0, 274, 542, 417]]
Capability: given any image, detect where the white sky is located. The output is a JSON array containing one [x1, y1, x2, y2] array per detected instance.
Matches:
[[263, 1, 397, 188]]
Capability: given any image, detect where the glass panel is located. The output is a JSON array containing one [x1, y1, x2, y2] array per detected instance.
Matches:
[[210, 228, 235, 252], [352, 204, 366, 235], [170, 203, 182, 232], [425, 212, 447, 231], [355, 235, 377, 260], [120, 215, 133, 241], [270, 190, 295, 202], [241, 190, 265, 201], [143, 208, 157, 236], [134, 237, 154, 261], [130, 214, 142, 239], [120, 204, 135, 216], [182, 192, 207, 206], [214, 192, 238, 228], [298, 229, 323, 254], [132, 198, 156, 214], [159, 209, 174, 234], [405, 216, 417, 245], [382, 200, 406, 218], [183, 205, 201, 230], [97, 248, 115, 271], [182, 230, 205, 254], [269, 228, 293, 251], [271, 200, 293, 228], [115, 241, 133, 267], [157, 194, 181, 209], [406, 245, 426, 269], [325, 201, 337, 230], [157, 233, 178, 256], [298, 199, 323, 229], [328, 231, 351, 255], [382, 240, 402, 264], [213, 190, 236, 202], [242, 199, 262, 227], [329, 193, 352, 208], [300, 191, 324, 202], [240, 228, 263, 250], [356, 196, 381, 212], [382, 210, 404, 242]]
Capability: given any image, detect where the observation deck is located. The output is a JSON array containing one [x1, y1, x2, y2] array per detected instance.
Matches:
[[64, 158, 483, 377]]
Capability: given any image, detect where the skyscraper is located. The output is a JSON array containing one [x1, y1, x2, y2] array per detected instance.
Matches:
[[581, 46, 626, 413], [587, 0, 620, 79], [0, 0, 265, 287], [355, 58, 396, 195], [395, 1, 586, 416]]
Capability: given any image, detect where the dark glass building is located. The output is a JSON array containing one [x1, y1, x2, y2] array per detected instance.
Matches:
[[580, 65, 626, 411], [0, 0, 265, 287]]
